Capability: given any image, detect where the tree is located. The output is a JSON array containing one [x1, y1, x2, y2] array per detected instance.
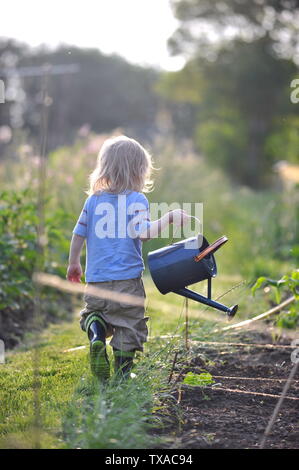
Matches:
[[169, 0, 299, 62], [0, 40, 161, 153], [163, 0, 299, 187]]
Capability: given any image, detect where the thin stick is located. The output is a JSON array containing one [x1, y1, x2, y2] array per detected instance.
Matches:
[[221, 296, 295, 331], [194, 373, 299, 383], [260, 361, 299, 448], [168, 351, 179, 384], [181, 385, 299, 401], [191, 340, 296, 349], [32, 69, 50, 449], [177, 387, 182, 404], [185, 298, 189, 351]]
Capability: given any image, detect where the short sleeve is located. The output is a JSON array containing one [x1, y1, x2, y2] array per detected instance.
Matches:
[[128, 193, 151, 238], [73, 198, 89, 238]]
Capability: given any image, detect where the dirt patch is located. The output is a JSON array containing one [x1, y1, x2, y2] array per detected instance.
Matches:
[[154, 332, 299, 449], [0, 291, 74, 349]]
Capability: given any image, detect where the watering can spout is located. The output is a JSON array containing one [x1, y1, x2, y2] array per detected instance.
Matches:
[[175, 287, 238, 318]]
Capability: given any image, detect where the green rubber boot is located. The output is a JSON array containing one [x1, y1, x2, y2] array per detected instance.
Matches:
[[113, 348, 135, 378], [86, 314, 110, 381]]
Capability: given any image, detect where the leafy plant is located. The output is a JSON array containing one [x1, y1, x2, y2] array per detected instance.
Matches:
[[0, 189, 73, 347], [252, 269, 299, 328], [183, 371, 214, 387]]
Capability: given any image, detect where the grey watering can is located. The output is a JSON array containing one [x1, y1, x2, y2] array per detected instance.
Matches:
[[148, 235, 238, 318]]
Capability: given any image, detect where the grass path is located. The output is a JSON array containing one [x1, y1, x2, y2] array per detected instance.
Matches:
[[0, 321, 88, 448], [0, 276, 269, 449]]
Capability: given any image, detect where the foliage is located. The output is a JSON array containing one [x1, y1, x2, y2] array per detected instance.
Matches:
[[160, 1, 299, 187], [63, 364, 160, 449], [183, 371, 214, 386], [0, 188, 73, 347], [265, 116, 299, 165], [195, 107, 248, 178], [0, 189, 37, 310], [252, 269, 299, 328], [169, 0, 299, 60]]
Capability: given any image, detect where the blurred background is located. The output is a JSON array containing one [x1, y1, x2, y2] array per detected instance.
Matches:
[[0, 0, 299, 346]]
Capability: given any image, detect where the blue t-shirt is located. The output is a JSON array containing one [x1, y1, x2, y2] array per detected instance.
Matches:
[[73, 191, 151, 282]]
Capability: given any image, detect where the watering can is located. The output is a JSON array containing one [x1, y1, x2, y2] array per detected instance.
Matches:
[[148, 235, 238, 318]]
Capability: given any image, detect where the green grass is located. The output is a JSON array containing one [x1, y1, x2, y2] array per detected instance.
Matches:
[[0, 274, 262, 449], [0, 321, 87, 448]]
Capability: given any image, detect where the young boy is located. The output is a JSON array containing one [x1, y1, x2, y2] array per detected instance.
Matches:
[[67, 135, 189, 380]]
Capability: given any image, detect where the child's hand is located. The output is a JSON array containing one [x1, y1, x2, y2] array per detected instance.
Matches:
[[170, 209, 193, 227], [67, 263, 83, 283]]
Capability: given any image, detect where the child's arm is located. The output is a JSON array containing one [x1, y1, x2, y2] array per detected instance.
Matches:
[[67, 234, 85, 282], [139, 209, 190, 241]]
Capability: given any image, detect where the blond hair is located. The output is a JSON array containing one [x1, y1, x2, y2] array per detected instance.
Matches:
[[87, 135, 153, 195]]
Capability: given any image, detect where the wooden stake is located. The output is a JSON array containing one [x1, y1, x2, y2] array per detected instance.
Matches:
[[168, 351, 179, 384], [185, 298, 189, 351], [260, 361, 299, 448]]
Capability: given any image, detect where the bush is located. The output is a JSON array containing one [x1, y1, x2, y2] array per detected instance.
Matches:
[[0, 189, 74, 348]]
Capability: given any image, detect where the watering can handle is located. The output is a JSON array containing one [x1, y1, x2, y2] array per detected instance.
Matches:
[[170, 215, 202, 245], [194, 235, 228, 263]]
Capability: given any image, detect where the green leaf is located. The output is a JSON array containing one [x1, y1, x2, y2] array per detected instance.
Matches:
[[251, 277, 267, 295], [183, 371, 214, 387], [274, 286, 281, 304]]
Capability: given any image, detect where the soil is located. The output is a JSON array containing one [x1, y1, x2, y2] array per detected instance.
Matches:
[[154, 331, 299, 449], [0, 292, 74, 349]]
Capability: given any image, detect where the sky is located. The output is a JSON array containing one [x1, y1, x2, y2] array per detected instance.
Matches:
[[1, 0, 185, 71]]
